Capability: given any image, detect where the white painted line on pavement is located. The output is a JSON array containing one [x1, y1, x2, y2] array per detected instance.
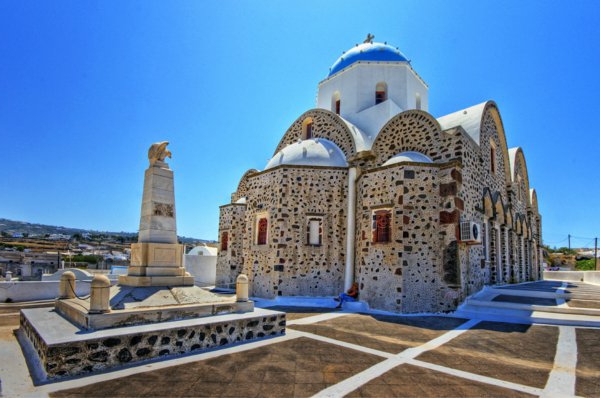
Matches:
[[286, 311, 349, 325], [541, 325, 578, 398], [312, 319, 480, 398], [556, 282, 568, 306], [408, 358, 543, 396], [289, 329, 394, 359]]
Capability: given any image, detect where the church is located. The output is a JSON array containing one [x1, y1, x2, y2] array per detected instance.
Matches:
[[216, 37, 542, 313]]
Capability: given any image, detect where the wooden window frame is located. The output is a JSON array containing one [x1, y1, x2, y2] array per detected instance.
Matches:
[[221, 231, 228, 251], [257, 217, 268, 245], [372, 210, 391, 243]]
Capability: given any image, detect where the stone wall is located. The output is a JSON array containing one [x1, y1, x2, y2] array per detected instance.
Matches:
[[217, 204, 247, 287], [216, 103, 543, 313], [355, 162, 464, 313], [21, 310, 285, 379], [225, 166, 349, 298], [274, 109, 357, 158]]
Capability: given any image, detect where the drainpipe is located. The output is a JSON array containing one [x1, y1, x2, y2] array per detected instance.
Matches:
[[344, 167, 357, 291]]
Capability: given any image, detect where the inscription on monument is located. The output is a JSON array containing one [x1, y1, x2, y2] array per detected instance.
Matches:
[[153, 202, 174, 217], [154, 248, 176, 263]]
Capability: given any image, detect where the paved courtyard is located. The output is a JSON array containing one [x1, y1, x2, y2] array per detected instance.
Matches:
[[0, 281, 599, 397]]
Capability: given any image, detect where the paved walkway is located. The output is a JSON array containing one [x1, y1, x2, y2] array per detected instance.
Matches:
[[0, 281, 599, 397]]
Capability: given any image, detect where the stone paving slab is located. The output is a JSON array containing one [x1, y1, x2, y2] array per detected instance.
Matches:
[[568, 299, 600, 309], [416, 321, 558, 389], [575, 328, 600, 397], [345, 363, 535, 397], [289, 314, 467, 354], [492, 294, 557, 306], [49, 336, 384, 398]]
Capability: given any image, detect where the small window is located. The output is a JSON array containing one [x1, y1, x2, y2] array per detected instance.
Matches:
[[221, 232, 228, 251], [257, 218, 268, 245], [306, 122, 313, 139], [375, 82, 387, 104], [416, 93, 422, 110], [302, 117, 314, 140], [490, 142, 496, 174], [332, 92, 341, 115], [307, 218, 323, 246], [372, 210, 391, 243]]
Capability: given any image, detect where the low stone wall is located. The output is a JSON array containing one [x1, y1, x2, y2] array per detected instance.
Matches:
[[0, 281, 92, 302], [543, 270, 600, 285], [20, 308, 285, 379]]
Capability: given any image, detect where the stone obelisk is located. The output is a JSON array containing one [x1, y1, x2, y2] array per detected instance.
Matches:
[[119, 141, 194, 287]]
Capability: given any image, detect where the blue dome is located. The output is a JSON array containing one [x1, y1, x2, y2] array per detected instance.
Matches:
[[328, 42, 408, 77]]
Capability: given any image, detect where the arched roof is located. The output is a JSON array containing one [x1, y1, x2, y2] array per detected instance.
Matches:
[[188, 245, 218, 256], [274, 109, 363, 158], [233, 169, 258, 202], [530, 189, 539, 214], [508, 147, 531, 206], [265, 138, 348, 170], [438, 101, 511, 184], [371, 109, 442, 166], [328, 42, 409, 77]]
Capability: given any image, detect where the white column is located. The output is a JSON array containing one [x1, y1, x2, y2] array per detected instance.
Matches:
[[344, 167, 357, 291]]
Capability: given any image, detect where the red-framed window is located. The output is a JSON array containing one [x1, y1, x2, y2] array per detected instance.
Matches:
[[257, 218, 268, 245], [373, 210, 391, 243], [375, 91, 386, 104]]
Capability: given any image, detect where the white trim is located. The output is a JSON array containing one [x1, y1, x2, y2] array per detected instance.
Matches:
[[312, 319, 480, 397], [286, 311, 350, 326], [408, 359, 543, 396], [344, 167, 357, 290], [541, 326, 578, 397]]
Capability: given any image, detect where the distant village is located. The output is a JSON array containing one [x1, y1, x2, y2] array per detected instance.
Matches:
[[0, 218, 216, 281]]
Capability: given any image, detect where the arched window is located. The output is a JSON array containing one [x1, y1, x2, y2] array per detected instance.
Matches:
[[375, 82, 387, 104], [302, 117, 314, 140], [372, 210, 391, 243], [257, 218, 268, 245], [221, 232, 228, 251], [416, 93, 422, 110], [332, 92, 341, 115]]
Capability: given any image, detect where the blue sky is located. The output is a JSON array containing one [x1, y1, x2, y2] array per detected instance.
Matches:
[[0, 1, 599, 247]]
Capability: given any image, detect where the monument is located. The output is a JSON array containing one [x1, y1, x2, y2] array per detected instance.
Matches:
[[18, 142, 285, 380], [119, 141, 194, 287]]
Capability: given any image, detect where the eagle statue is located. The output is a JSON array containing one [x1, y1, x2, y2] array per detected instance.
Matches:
[[148, 141, 172, 166]]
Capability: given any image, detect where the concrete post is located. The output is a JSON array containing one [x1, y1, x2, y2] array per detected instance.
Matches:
[[89, 274, 111, 314], [59, 271, 76, 299], [236, 274, 249, 302]]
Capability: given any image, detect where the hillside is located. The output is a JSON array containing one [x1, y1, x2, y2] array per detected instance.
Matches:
[[0, 218, 213, 244]]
